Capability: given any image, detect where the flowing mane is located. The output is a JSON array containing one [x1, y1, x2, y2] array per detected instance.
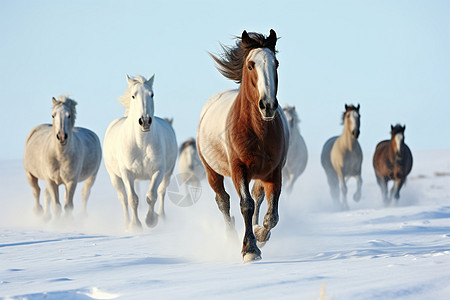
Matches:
[[283, 106, 300, 125], [53, 95, 77, 126], [210, 32, 278, 83], [118, 75, 150, 116]]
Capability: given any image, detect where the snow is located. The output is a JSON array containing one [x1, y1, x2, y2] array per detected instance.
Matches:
[[1, 149, 450, 299]]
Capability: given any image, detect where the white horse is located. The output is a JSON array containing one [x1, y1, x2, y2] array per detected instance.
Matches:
[[178, 138, 205, 190], [282, 106, 308, 193], [23, 96, 102, 219], [321, 104, 363, 209], [103, 74, 177, 229]]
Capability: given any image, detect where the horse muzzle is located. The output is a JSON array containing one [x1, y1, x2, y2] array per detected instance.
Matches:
[[139, 115, 152, 132], [259, 98, 278, 121], [56, 132, 68, 145]]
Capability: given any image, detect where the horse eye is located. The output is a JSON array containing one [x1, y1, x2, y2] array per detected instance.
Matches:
[[275, 60, 279, 68], [248, 65, 253, 71], [52, 114, 55, 118], [132, 95, 135, 99], [68, 115, 71, 119]]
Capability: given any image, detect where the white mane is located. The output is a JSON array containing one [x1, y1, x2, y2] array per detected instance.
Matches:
[[118, 75, 151, 116]]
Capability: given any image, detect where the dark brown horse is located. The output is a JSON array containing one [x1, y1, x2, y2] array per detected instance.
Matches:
[[373, 124, 413, 206], [197, 30, 289, 263]]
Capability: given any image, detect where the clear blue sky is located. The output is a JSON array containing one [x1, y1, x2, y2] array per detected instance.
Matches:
[[1, 0, 449, 160]]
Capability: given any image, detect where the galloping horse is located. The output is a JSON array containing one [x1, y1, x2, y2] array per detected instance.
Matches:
[[103, 75, 177, 230], [178, 138, 205, 190], [373, 124, 413, 206], [321, 104, 362, 209], [197, 30, 289, 263], [282, 105, 308, 193], [23, 96, 102, 220]]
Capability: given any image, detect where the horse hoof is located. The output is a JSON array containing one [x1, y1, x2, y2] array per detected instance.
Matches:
[[253, 225, 271, 247], [33, 205, 44, 215], [145, 213, 158, 228], [243, 252, 262, 264], [128, 222, 143, 232], [353, 193, 361, 202]]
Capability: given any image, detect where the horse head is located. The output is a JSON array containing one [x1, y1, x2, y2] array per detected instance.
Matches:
[[51, 96, 77, 146], [241, 30, 279, 121], [282, 106, 299, 131], [343, 104, 360, 139], [391, 124, 406, 154], [125, 74, 155, 132]]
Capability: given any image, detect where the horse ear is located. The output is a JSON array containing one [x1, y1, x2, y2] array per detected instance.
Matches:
[[267, 29, 277, 48], [145, 74, 155, 87], [402, 125, 406, 132], [52, 97, 57, 105], [126, 74, 134, 86], [391, 125, 394, 132], [345, 104, 348, 110], [356, 104, 360, 111], [241, 30, 252, 46]]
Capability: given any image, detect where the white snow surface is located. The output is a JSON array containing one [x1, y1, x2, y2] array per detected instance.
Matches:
[[1, 149, 450, 299]]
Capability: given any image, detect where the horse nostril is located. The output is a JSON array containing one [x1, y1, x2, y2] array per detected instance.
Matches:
[[64, 134, 68, 140], [149, 117, 152, 125], [274, 100, 278, 109], [138, 118, 143, 126], [259, 100, 265, 110], [56, 134, 60, 140]]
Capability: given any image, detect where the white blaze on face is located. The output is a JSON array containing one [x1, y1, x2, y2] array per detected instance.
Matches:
[[394, 133, 404, 153], [247, 48, 277, 112], [349, 111, 359, 132]]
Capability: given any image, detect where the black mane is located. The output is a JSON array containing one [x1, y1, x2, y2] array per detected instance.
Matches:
[[210, 30, 278, 83]]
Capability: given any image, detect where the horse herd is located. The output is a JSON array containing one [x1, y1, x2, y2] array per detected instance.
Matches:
[[22, 30, 413, 263]]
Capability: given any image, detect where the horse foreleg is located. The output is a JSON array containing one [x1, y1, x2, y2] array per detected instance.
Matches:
[[376, 175, 390, 206], [391, 178, 404, 203], [81, 174, 97, 216], [45, 180, 61, 218], [353, 174, 363, 202], [156, 172, 172, 220], [43, 188, 52, 222], [145, 171, 164, 228], [251, 180, 265, 226], [26, 172, 42, 215], [110, 175, 130, 227], [337, 170, 348, 210], [122, 175, 141, 229], [232, 168, 261, 263], [254, 177, 281, 249], [64, 181, 77, 217]]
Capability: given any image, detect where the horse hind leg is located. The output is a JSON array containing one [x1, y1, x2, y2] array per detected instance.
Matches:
[[26, 172, 42, 215]]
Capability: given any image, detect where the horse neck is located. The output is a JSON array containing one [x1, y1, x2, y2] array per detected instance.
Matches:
[[232, 86, 267, 137]]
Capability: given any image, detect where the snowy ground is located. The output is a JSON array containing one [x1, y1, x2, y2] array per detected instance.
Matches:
[[1, 149, 450, 299]]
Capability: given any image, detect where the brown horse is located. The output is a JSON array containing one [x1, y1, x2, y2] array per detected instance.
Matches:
[[373, 124, 413, 206], [197, 30, 289, 263]]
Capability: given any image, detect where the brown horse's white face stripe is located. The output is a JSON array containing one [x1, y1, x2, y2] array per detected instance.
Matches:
[[394, 133, 404, 153], [246, 48, 279, 121]]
